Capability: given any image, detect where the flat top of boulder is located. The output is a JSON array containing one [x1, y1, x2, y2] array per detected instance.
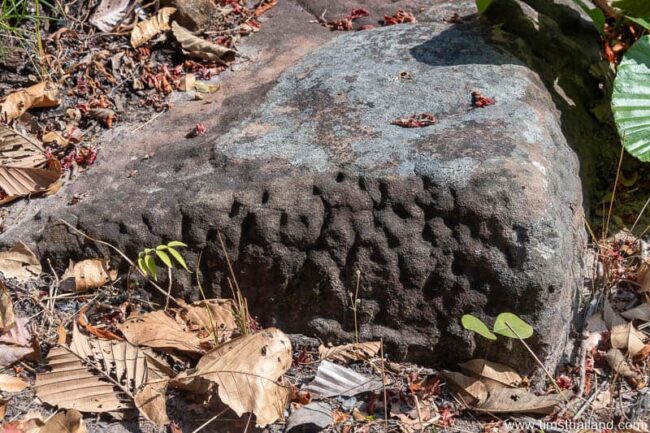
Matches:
[[216, 23, 565, 183]]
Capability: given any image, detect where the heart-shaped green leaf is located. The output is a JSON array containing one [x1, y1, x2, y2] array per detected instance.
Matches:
[[493, 313, 534, 339], [612, 35, 650, 161], [461, 314, 497, 340]]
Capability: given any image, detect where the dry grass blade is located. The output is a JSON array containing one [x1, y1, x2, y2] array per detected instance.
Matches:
[[318, 341, 380, 363], [0, 82, 59, 122], [131, 7, 177, 48], [172, 328, 292, 427], [172, 22, 236, 65], [90, 0, 135, 32], [35, 325, 173, 426]]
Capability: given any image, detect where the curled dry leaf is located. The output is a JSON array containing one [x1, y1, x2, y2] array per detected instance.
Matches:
[[42, 131, 69, 148], [90, 0, 135, 32], [179, 73, 196, 92], [0, 242, 40, 283], [0, 374, 28, 392], [318, 341, 380, 363], [622, 303, 650, 322], [384, 10, 417, 26], [0, 282, 15, 331], [35, 325, 173, 426], [176, 298, 237, 345], [131, 7, 177, 48], [391, 113, 436, 128], [87, 108, 116, 128], [0, 127, 62, 205], [172, 328, 292, 427], [254, 0, 278, 17], [458, 359, 522, 392], [605, 348, 645, 388], [0, 82, 60, 122], [637, 261, 650, 292], [441, 370, 488, 407], [60, 259, 118, 292], [611, 322, 646, 356], [172, 22, 236, 65], [39, 410, 87, 433], [0, 317, 34, 368], [473, 388, 566, 415]]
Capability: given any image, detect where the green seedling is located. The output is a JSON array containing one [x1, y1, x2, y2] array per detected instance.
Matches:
[[137, 241, 190, 281]]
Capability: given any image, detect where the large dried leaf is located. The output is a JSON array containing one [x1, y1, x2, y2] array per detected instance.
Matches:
[[39, 410, 87, 433], [318, 341, 380, 363], [0, 242, 41, 283], [0, 282, 14, 331], [60, 259, 117, 292], [131, 7, 176, 48], [172, 22, 236, 65], [441, 370, 488, 407], [0, 127, 62, 205], [172, 328, 292, 427], [90, 0, 135, 32], [611, 322, 646, 356], [0, 82, 59, 122], [118, 310, 202, 353], [303, 360, 384, 398], [473, 388, 565, 414], [35, 325, 173, 426], [459, 359, 522, 392], [622, 303, 650, 322], [0, 374, 28, 392]]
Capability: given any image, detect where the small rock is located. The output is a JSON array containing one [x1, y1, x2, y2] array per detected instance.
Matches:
[[160, 0, 218, 31], [285, 402, 332, 433]]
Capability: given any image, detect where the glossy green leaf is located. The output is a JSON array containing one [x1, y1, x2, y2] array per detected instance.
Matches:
[[167, 247, 190, 272], [156, 249, 172, 268], [461, 314, 497, 340], [613, 0, 650, 18], [167, 241, 188, 248], [137, 257, 147, 276], [493, 313, 534, 339], [145, 254, 157, 280], [476, 0, 492, 14], [612, 35, 650, 161], [627, 16, 650, 30]]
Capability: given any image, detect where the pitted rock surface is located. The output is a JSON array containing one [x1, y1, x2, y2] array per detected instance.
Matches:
[[1, 2, 591, 372]]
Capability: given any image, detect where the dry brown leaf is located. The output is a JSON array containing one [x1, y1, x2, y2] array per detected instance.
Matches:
[[0, 414, 44, 433], [459, 359, 522, 392], [131, 7, 176, 48], [179, 73, 196, 92], [0, 127, 62, 205], [604, 299, 627, 330], [611, 322, 646, 356], [0, 374, 28, 392], [60, 259, 117, 292], [0, 82, 59, 122], [176, 298, 237, 345], [172, 22, 236, 65], [90, 0, 134, 32], [622, 303, 650, 322], [318, 341, 380, 363], [0, 242, 40, 283], [42, 131, 69, 148], [172, 328, 292, 427], [473, 388, 565, 414], [255, 0, 278, 16], [119, 310, 202, 353], [637, 261, 650, 293], [0, 399, 6, 420], [605, 348, 645, 387], [0, 282, 14, 331], [35, 324, 173, 426], [39, 410, 87, 433], [0, 317, 33, 368], [440, 370, 488, 406], [56, 324, 67, 345]]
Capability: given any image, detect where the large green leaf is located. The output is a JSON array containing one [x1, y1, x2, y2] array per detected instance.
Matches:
[[476, 0, 492, 14], [493, 313, 534, 339], [613, 0, 650, 18], [612, 36, 650, 161], [461, 314, 497, 340]]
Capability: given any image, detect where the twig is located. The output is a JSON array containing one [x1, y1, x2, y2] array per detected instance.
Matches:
[[131, 108, 166, 133], [577, 331, 589, 399], [380, 338, 388, 433], [191, 407, 229, 433], [604, 145, 624, 241], [413, 394, 424, 433]]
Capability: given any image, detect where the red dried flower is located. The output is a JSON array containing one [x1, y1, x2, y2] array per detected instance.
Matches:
[[471, 91, 496, 108], [384, 10, 417, 26], [391, 113, 436, 128]]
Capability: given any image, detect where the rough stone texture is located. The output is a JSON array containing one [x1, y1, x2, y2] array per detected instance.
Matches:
[[161, 0, 220, 31], [0, 0, 598, 374]]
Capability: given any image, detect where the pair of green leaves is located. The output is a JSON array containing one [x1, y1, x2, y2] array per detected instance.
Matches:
[[461, 313, 534, 341], [137, 241, 190, 280]]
